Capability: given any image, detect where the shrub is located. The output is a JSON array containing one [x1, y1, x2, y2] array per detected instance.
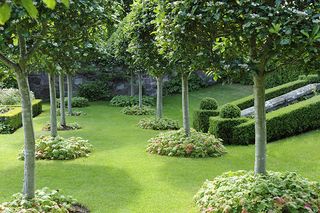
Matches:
[[0, 106, 11, 114], [220, 104, 241, 118], [0, 100, 42, 134], [146, 128, 226, 158], [193, 110, 219, 133], [19, 136, 92, 160], [231, 79, 312, 109], [233, 95, 320, 145], [194, 170, 320, 213], [209, 117, 249, 144], [199, 97, 218, 110], [138, 117, 179, 130], [58, 97, 89, 108], [78, 81, 111, 101], [121, 105, 154, 115], [0, 187, 87, 212], [110, 95, 155, 107], [0, 88, 35, 105]]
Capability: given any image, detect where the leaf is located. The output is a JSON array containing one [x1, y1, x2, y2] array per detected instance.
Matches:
[[0, 3, 11, 25], [300, 30, 310, 38], [21, 0, 38, 19], [43, 0, 56, 9], [60, 0, 70, 8]]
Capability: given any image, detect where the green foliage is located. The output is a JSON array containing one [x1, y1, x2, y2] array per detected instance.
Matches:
[[0, 100, 42, 134], [78, 82, 111, 101], [209, 117, 249, 145], [146, 129, 226, 158], [58, 97, 89, 108], [193, 110, 219, 133], [42, 122, 82, 131], [220, 104, 241, 119], [0, 187, 82, 213], [199, 97, 218, 110], [194, 170, 320, 213], [163, 73, 209, 96], [231, 79, 312, 109], [110, 95, 155, 107], [0, 106, 11, 114], [19, 136, 92, 160], [0, 88, 35, 105], [233, 95, 320, 145], [138, 117, 179, 130], [121, 105, 154, 116], [0, 70, 17, 89]]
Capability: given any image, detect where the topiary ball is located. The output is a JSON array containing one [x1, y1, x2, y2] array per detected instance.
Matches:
[[200, 97, 218, 110], [220, 104, 241, 118]]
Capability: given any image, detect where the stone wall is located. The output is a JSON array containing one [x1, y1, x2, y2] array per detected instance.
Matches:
[[28, 71, 215, 100]]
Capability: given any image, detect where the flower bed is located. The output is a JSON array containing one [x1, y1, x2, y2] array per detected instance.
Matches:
[[146, 129, 226, 158], [194, 170, 320, 213]]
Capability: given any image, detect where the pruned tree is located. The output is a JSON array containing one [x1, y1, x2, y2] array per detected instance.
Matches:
[[154, 0, 217, 136], [126, 0, 172, 118], [0, 0, 69, 200]]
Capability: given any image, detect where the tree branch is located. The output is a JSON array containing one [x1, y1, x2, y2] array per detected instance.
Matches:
[[25, 21, 48, 61], [0, 52, 18, 70]]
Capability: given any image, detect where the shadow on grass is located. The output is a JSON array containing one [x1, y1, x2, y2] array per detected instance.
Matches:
[[0, 163, 141, 212]]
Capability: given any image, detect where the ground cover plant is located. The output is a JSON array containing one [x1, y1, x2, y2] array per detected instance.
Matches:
[[146, 128, 226, 158], [0, 187, 87, 212], [121, 105, 154, 115], [19, 136, 92, 160], [194, 170, 320, 213], [138, 117, 179, 130], [42, 122, 82, 131], [110, 95, 156, 107]]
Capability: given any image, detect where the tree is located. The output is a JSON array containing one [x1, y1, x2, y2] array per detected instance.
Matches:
[[126, 0, 171, 118], [107, 18, 146, 108], [0, 0, 69, 200], [154, 0, 216, 136]]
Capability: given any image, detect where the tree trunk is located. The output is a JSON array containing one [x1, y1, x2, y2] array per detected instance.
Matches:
[[59, 74, 66, 127], [156, 76, 163, 119], [67, 74, 73, 115], [138, 72, 143, 108], [16, 70, 35, 199], [48, 73, 58, 138], [253, 72, 267, 175], [182, 73, 190, 137], [130, 71, 134, 96]]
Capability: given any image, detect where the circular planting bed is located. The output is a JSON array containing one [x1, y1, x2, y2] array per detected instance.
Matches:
[[0, 188, 89, 212], [146, 128, 226, 157], [194, 170, 320, 213], [121, 105, 154, 115], [19, 136, 92, 160], [42, 122, 82, 131], [138, 117, 179, 130]]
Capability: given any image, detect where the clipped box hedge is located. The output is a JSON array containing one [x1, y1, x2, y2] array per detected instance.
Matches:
[[213, 95, 320, 145], [193, 110, 219, 133], [209, 117, 250, 144], [230, 79, 313, 110], [0, 100, 42, 134]]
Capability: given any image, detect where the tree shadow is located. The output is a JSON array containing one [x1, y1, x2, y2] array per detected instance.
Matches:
[[0, 163, 141, 212]]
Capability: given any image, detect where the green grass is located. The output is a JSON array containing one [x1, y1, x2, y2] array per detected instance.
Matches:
[[1, 83, 320, 212]]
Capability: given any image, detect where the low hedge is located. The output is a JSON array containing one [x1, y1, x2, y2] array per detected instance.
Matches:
[[193, 110, 219, 133], [230, 95, 320, 145], [209, 117, 250, 144], [231, 79, 312, 110], [0, 100, 42, 134]]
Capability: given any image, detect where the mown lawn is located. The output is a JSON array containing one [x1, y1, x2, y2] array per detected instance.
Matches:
[[0, 83, 320, 212]]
